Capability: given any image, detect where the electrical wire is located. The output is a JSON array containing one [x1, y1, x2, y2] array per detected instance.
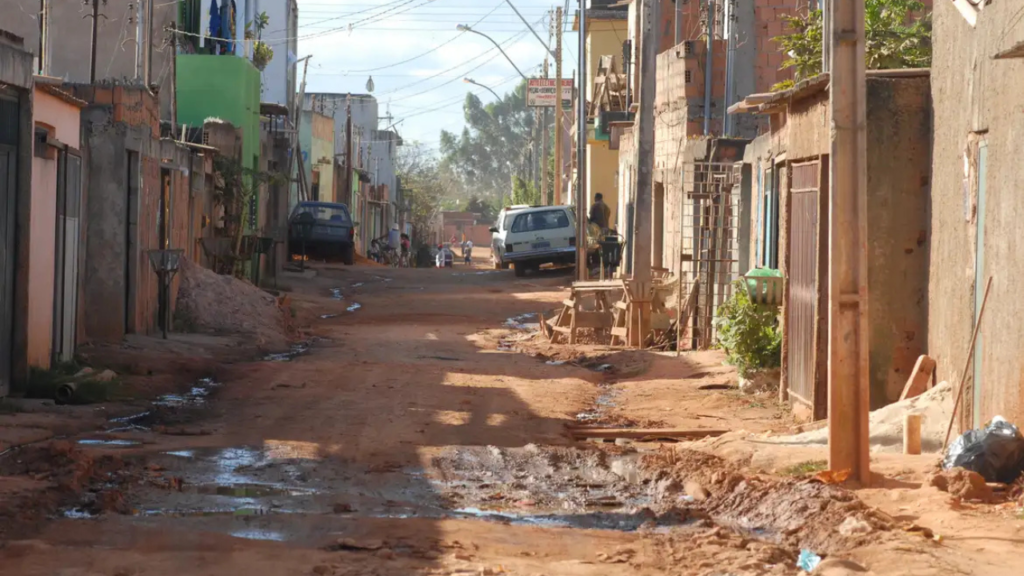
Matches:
[[303, 1, 505, 75]]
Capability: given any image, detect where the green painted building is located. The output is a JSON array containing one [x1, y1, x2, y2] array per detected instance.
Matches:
[[176, 54, 262, 185]]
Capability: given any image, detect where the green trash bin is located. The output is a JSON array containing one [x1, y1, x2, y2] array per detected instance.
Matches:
[[744, 268, 783, 305]]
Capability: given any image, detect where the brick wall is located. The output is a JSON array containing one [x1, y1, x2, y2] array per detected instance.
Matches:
[[70, 84, 160, 134]]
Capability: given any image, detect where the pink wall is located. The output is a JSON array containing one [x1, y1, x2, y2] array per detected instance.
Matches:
[[28, 88, 82, 368]]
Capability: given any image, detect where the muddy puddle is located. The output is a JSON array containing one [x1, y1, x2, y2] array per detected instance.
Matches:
[[575, 384, 621, 424], [263, 340, 316, 362], [90, 444, 705, 543], [77, 439, 143, 448], [346, 303, 362, 312], [153, 377, 220, 408], [505, 313, 540, 331]]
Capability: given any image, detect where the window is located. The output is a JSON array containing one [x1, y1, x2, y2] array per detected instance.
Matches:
[[758, 166, 779, 269], [294, 203, 351, 223], [510, 210, 570, 233], [685, 70, 693, 83]]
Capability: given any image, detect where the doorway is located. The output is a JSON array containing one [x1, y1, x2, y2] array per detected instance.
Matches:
[[157, 168, 171, 334], [51, 149, 82, 365], [0, 90, 19, 394], [125, 152, 139, 334]]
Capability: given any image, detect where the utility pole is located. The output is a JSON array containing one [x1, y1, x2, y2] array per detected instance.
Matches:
[[344, 98, 353, 212], [133, 0, 144, 80], [85, 0, 108, 84], [675, 0, 683, 45], [289, 56, 311, 203], [828, 0, 870, 484], [575, 1, 587, 281], [541, 50, 550, 206], [38, 0, 48, 74], [703, 0, 715, 135], [147, 0, 154, 85], [634, 0, 657, 288], [555, 6, 564, 205], [169, 22, 177, 139]]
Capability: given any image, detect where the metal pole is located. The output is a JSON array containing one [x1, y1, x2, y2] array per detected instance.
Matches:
[[555, 6, 564, 205], [675, 0, 683, 45], [827, 0, 870, 485], [576, 1, 587, 281], [134, 0, 144, 80], [723, 0, 734, 136], [146, 0, 153, 84], [460, 27, 527, 79], [87, 0, 103, 84], [169, 22, 177, 139], [703, 0, 715, 135]]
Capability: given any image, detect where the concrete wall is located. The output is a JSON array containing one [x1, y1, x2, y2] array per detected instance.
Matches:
[[929, 1, 1024, 428], [28, 88, 82, 368], [762, 75, 932, 410], [10, 0, 178, 119], [0, 36, 34, 397], [300, 110, 334, 202], [177, 55, 262, 179], [260, 0, 299, 110], [72, 85, 205, 344]]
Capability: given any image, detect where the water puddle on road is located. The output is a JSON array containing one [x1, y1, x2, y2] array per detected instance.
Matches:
[[153, 378, 220, 408], [263, 341, 313, 362], [505, 313, 540, 331], [76, 439, 143, 448], [99, 444, 699, 542], [346, 303, 362, 312], [329, 288, 344, 300]]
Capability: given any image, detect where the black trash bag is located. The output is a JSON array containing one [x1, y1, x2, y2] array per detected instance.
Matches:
[[942, 417, 1024, 483]]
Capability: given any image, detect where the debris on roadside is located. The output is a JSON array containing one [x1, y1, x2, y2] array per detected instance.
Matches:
[[929, 467, 994, 502], [175, 258, 291, 350], [797, 549, 822, 572], [942, 416, 1024, 483]]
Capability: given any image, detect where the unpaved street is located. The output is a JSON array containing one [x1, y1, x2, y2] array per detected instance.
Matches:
[[1, 260, 1022, 575]]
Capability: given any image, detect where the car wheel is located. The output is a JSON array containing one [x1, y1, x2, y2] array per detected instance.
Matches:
[[341, 244, 355, 266], [513, 264, 526, 278]]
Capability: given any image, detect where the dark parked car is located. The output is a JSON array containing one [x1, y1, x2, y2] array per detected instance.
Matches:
[[288, 201, 355, 265]]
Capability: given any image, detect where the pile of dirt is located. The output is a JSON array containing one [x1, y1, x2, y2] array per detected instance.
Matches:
[[174, 258, 291, 351], [929, 468, 994, 502], [769, 381, 953, 453], [642, 448, 894, 556]]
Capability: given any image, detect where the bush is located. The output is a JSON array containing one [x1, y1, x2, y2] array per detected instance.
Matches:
[[715, 280, 782, 377]]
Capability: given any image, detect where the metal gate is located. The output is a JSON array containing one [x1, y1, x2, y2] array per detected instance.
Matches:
[[678, 161, 741, 349], [788, 159, 827, 418], [0, 91, 19, 395]]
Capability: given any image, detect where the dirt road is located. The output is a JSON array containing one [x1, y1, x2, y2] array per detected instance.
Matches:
[[2, 258, 1022, 575]]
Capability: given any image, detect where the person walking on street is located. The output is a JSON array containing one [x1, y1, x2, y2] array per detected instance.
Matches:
[[588, 193, 611, 231], [463, 239, 473, 264]]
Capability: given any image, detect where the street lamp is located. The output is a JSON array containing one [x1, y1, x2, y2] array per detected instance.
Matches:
[[463, 77, 501, 100], [456, 24, 527, 80]]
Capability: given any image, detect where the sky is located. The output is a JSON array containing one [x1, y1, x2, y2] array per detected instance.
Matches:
[[275, 0, 580, 155]]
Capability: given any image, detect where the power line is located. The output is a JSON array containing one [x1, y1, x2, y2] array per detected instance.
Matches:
[[303, 1, 505, 74]]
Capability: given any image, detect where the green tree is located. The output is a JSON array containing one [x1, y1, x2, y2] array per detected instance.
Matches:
[[440, 80, 536, 204], [463, 195, 498, 223], [772, 0, 931, 91], [508, 176, 539, 207], [395, 142, 464, 245]]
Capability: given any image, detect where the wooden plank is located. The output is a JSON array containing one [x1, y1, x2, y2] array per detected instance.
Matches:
[[568, 427, 729, 440], [611, 327, 628, 338], [572, 280, 625, 290], [551, 325, 572, 334], [899, 354, 937, 401], [562, 299, 577, 308], [614, 300, 628, 310]]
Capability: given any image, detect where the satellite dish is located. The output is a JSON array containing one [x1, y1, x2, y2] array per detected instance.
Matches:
[[366, 76, 375, 92]]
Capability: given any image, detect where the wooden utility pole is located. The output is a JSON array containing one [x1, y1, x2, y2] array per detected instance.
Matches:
[[288, 56, 311, 203], [344, 98, 353, 209], [554, 6, 564, 205], [576, 2, 587, 281], [827, 0, 870, 484], [85, 0, 108, 84], [541, 53, 550, 205]]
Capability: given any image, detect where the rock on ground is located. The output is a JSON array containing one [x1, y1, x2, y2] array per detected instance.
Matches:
[[174, 258, 290, 351]]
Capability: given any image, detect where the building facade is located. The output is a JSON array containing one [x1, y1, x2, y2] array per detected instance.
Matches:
[[928, 1, 1024, 429]]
